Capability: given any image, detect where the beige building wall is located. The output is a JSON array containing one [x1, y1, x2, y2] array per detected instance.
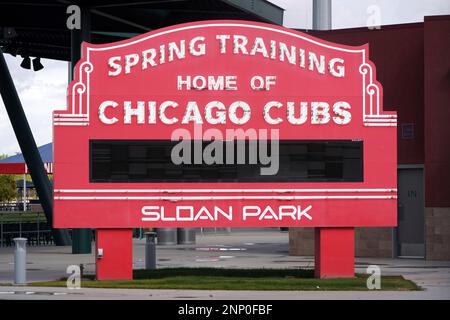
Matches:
[[425, 208, 450, 260]]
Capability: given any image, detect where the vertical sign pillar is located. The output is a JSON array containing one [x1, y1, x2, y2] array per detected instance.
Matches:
[[95, 229, 133, 280], [312, 2, 356, 279], [70, 6, 92, 254], [315, 227, 355, 278]]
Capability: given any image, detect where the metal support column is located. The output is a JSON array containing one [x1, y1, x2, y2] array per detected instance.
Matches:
[[0, 49, 71, 246], [312, 3, 337, 278], [313, 0, 332, 30], [70, 6, 92, 254], [315, 227, 355, 278]]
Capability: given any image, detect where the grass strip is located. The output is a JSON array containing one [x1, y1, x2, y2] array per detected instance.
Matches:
[[29, 268, 419, 291]]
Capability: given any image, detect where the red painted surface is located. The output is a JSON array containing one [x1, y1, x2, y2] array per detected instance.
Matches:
[[53, 20, 397, 229], [95, 229, 133, 280], [53, 20, 397, 278], [424, 16, 450, 207], [315, 227, 355, 278]]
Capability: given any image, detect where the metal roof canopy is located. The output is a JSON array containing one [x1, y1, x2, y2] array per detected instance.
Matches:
[[0, 143, 52, 164], [0, 143, 53, 174], [0, 0, 284, 61]]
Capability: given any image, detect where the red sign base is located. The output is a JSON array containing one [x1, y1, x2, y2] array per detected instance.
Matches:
[[52, 20, 395, 282], [314, 227, 355, 278], [93, 227, 354, 280], [95, 229, 133, 280]]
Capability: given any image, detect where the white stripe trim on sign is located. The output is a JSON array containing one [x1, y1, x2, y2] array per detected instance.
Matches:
[[88, 23, 366, 55], [54, 123, 89, 126], [54, 188, 397, 194], [54, 195, 397, 201], [364, 123, 397, 127], [54, 118, 89, 122], [54, 114, 88, 118], [363, 119, 397, 123]]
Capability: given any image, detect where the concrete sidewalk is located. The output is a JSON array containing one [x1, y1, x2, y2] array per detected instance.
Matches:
[[0, 285, 448, 300], [0, 229, 449, 299]]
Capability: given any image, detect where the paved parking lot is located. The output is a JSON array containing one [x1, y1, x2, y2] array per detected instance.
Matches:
[[0, 229, 449, 299]]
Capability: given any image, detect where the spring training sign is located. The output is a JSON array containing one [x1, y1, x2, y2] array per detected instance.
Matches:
[[53, 20, 397, 228]]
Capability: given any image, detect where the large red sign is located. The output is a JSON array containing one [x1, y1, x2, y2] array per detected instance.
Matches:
[[53, 20, 397, 229]]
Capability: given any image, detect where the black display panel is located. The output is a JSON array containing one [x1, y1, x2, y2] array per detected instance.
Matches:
[[90, 140, 363, 183]]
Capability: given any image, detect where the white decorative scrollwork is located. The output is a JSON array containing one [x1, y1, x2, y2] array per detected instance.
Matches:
[[54, 61, 93, 126], [359, 62, 396, 127]]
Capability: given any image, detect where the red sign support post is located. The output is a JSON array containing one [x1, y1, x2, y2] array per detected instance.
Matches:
[[95, 229, 133, 280], [53, 21, 397, 280], [315, 228, 355, 278]]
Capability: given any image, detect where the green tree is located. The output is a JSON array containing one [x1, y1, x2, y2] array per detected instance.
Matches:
[[0, 175, 17, 202], [0, 154, 17, 201]]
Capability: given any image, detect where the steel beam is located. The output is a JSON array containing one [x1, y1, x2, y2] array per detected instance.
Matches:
[[0, 49, 71, 246], [70, 6, 92, 254]]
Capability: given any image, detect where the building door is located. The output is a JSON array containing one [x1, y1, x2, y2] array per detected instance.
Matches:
[[397, 168, 425, 257]]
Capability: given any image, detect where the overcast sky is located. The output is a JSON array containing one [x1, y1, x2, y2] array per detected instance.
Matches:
[[1, 0, 449, 156], [271, 0, 450, 29]]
